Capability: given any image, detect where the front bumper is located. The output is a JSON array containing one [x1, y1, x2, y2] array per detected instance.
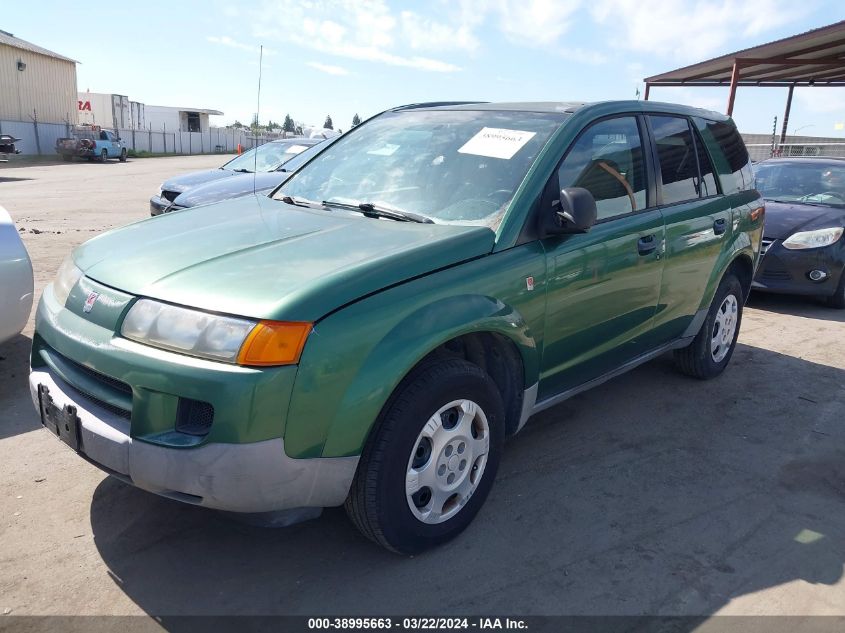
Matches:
[[29, 367, 357, 512], [149, 195, 171, 216], [752, 239, 844, 297], [30, 280, 358, 512]]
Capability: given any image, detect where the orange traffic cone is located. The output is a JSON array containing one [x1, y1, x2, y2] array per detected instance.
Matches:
[[237, 143, 243, 155]]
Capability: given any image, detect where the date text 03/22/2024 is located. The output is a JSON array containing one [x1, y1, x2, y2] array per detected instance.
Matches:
[[307, 617, 528, 630]]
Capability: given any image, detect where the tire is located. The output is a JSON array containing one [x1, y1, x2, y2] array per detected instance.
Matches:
[[345, 358, 505, 554], [62, 154, 71, 162], [827, 270, 845, 309], [674, 273, 744, 379], [119, 148, 127, 162], [100, 149, 108, 162]]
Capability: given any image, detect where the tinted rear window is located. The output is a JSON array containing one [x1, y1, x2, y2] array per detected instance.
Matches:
[[700, 119, 753, 192]]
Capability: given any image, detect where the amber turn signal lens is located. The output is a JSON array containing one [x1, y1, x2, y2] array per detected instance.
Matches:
[[237, 321, 312, 366], [750, 206, 765, 222]]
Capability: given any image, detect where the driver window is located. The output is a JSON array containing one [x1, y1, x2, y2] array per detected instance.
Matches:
[[558, 117, 647, 221]]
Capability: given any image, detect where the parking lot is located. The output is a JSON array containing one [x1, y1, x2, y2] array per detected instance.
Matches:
[[1, 156, 844, 620]]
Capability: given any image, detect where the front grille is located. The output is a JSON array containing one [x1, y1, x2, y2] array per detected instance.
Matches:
[[760, 254, 792, 281], [762, 270, 791, 281], [175, 398, 214, 436], [62, 382, 132, 420], [42, 346, 132, 419], [161, 189, 180, 203], [63, 355, 132, 398]]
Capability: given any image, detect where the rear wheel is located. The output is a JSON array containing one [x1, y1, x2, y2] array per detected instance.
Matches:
[[674, 273, 743, 379], [62, 154, 72, 162], [100, 149, 108, 162], [119, 148, 127, 162], [827, 270, 845, 309], [345, 359, 505, 554]]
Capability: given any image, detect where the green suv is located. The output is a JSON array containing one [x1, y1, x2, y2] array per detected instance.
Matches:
[[30, 101, 763, 553]]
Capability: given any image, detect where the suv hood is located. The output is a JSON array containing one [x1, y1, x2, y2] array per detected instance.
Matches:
[[162, 169, 236, 193], [74, 196, 496, 322], [174, 171, 287, 208], [763, 200, 845, 240]]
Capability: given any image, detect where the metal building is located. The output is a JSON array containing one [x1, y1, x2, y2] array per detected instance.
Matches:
[[0, 30, 77, 124]]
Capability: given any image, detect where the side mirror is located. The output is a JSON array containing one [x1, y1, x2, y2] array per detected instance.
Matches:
[[546, 187, 597, 234]]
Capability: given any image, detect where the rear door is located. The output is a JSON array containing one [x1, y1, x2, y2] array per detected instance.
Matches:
[[538, 115, 665, 399], [642, 114, 732, 347]]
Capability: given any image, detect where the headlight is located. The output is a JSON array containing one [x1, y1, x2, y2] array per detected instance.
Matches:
[[782, 227, 843, 250], [121, 299, 311, 366], [52, 256, 83, 306]]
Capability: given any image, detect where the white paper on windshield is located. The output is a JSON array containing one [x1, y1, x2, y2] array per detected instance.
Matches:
[[285, 144, 309, 154], [458, 127, 536, 160], [367, 143, 400, 156]]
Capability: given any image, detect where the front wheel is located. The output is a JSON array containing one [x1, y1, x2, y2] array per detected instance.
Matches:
[[674, 273, 744, 379], [119, 148, 127, 162], [345, 359, 505, 554]]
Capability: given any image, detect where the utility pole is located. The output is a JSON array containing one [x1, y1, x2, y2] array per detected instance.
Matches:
[[770, 116, 778, 158]]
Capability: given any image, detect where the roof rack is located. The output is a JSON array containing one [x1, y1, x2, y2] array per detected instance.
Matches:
[[390, 101, 487, 111]]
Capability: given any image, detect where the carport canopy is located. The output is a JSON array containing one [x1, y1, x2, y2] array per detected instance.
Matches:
[[643, 20, 845, 143]]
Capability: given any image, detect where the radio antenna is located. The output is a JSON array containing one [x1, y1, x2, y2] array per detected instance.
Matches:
[[253, 44, 263, 194]]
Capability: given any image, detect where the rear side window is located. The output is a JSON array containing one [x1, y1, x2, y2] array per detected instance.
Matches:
[[701, 119, 753, 192], [648, 115, 702, 205], [692, 128, 718, 197], [557, 116, 647, 221]]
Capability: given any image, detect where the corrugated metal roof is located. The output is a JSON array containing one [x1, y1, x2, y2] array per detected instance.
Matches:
[[645, 20, 845, 87], [0, 30, 78, 64]]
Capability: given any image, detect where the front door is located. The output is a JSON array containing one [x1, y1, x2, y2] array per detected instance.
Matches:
[[539, 115, 665, 399]]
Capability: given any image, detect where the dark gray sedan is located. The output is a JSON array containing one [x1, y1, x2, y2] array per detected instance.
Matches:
[[150, 138, 322, 215], [752, 157, 845, 308], [151, 138, 335, 215]]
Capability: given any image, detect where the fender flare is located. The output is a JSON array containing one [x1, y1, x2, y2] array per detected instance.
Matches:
[[287, 293, 540, 459]]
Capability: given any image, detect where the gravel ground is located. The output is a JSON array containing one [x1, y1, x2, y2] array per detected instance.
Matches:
[[0, 156, 843, 623]]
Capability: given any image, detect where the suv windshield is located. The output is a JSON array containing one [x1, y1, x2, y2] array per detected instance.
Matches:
[[754, 161, 845, 207], [273, 109, 566, 229], [225, 141, 314, 173]]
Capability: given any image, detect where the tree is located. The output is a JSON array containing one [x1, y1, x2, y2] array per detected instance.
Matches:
[[232, 120, 244, 129], [324, 115, 333, 130], [352, 113, 361, 127], [283, 114, 296, 133], [294, 125, 303, 135], [250, 113, 260, 131]]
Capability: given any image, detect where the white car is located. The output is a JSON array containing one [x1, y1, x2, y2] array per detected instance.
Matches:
[[0, 205, 33, 343]]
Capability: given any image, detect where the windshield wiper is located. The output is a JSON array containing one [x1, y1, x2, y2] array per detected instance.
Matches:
[[766, 197, 831, 207], [322, 200, 433, 224], [280, 195, 324, 209]]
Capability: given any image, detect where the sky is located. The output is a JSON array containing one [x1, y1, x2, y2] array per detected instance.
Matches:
[[5, 0, 845, 137]]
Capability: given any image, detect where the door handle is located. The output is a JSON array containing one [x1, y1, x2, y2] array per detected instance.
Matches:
[[713, 218, 727, 235], [637, 234, 657, 255]]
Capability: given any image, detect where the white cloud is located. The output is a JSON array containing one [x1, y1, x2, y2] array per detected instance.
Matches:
[[399, 10, 479, 52], [493, 0, 582, 47], [251, 0, 461, 72], [307, 61, 350, 76], [590, 0, 802, 62], [206, 35, 276, 56]]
